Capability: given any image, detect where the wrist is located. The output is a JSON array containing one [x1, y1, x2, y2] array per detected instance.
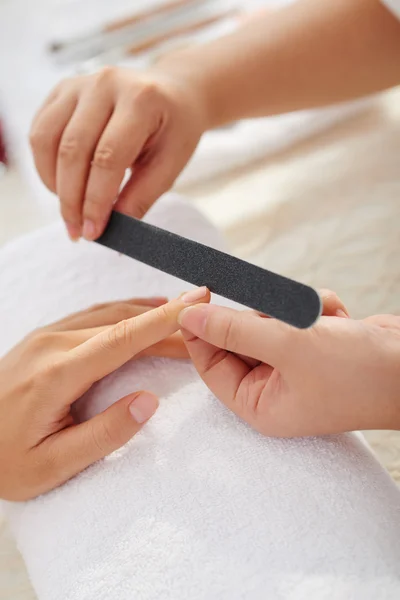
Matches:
[[154, 48, 224, 131]]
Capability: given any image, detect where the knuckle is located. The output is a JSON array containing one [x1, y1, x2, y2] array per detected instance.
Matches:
[[90, 420, 115, 455], [92, 145, 119, 170], [45, 360, 66, 382], [59, 135, 84, 163], [220, 315, 240, 352], [106, 318, 136, 349], [83, 192, 108, 213], [29, 127, 54, 152], [156, 303, 170, 321], [135, 81, 159, 105], [94, 66, 116, 86], [27, 331, 58, 352]]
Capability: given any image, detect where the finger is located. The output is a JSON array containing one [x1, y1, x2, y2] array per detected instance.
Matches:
[[30, 92, 78, 193], [45, 297, 168, 332], [30, 83, 63, 130], [141, 331, 188, 359], [319, 288, 349, 318], [57, 304, 152, 332], [65, 328, 188, 358], [82, 104, 155, 240], [181, 328, 251, 404], [236, 354, 261, 368], [114, 139, 181, 220], [88, 296, 168, 311], [56, 89, 114, 239], [178, 304, 292, 366], [66, 287, 210, 395], [42, 391, 158, 487], [181, 328, 273, 425]]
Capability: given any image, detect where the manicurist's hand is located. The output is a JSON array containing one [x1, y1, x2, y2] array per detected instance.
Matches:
[[30, 0, 400, 242], [29, 66, 206, 241], [0, 289, 210, 501], [178, 290, 400, 437]]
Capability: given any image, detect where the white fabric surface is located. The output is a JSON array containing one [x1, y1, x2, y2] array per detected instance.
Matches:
[[1, 195, 400, 600]]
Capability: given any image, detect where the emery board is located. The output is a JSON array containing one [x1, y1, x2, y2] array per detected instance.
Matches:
[[96, 212, 321, 329]]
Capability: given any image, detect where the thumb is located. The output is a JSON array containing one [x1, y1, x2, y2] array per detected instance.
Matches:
[[115, 143, 186, 219], [178, 304, 291, 366], [49, 391, 158, 485], [319, 288, 350, 318], [178, 304, 290, 419]]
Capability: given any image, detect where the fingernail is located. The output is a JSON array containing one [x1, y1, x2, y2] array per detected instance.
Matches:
[[129, 392, 159, 424], [178, 304, 209, 334], [336, 309, 349, 318], [82, 219, 96, 241], [181, 286, 208, 304], [66, 222, 80, 241]]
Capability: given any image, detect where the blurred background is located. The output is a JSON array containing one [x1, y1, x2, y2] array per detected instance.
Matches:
[[0, 1, 400, 597]]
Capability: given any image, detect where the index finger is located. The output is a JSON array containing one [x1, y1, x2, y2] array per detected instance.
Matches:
[[67, 287, 210, 391]]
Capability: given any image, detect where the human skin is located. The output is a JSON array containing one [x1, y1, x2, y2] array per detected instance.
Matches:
[[178, 302, 400, 438], [29, 0, 400, 240], [0, 291, 210, 501]]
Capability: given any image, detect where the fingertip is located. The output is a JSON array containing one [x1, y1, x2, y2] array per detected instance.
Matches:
[[180, 286, 209, 304], [65, 222, 81, 241], [128, 392, 159, 424], [82, 219, 97, 241], [319, 288, 350, 318], [178, 304, 210, 334]]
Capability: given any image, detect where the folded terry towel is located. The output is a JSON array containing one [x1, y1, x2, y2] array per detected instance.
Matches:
[[1, 196, 400, 600]]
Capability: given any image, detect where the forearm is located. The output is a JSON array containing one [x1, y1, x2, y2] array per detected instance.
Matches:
[[158, 0, 400, 128]]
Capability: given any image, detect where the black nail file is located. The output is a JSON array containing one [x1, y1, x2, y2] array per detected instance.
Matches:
[[96, 211, 321, 329]]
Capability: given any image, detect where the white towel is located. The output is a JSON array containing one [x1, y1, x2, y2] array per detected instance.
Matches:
[[1, 196, 400, 600]]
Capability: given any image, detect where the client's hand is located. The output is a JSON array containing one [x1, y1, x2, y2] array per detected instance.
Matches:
[[0, 289, 210, 501], [29, 66, 206, 241], [178, 290, 400, 437]]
